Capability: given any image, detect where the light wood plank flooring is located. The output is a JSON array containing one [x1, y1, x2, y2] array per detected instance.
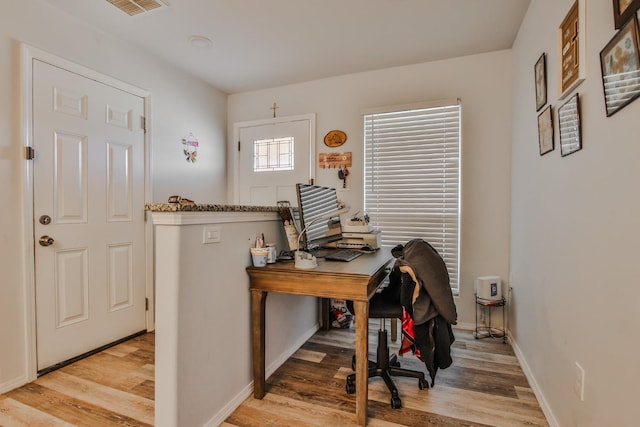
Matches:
[[224, 322, 548, 427], [1, 323, 548, 426], [0, 333, 154, 426]]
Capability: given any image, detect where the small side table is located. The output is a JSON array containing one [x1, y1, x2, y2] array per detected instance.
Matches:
[[474, 294, 506, 343]]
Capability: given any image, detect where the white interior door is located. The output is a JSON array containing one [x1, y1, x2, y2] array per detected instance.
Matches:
[[237, 115, 314, 205], [33, 60, 146, 371]]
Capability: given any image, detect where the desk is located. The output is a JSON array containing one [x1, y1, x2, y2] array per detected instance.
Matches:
[[247, 248, 393, 426]]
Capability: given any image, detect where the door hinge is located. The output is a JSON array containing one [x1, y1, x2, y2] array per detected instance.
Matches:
[[25, 146, 35, 160], [238, 140, 241, 152], [145, 297, 149, 311], [140, 116, 146, 132]]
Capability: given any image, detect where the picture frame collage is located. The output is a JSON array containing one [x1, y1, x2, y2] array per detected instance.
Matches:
[[534, 0, 640, 157]]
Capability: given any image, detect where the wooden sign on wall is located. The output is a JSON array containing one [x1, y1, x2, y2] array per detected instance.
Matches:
[[558, 0, 586, 99], [319, 152, 352, 169]]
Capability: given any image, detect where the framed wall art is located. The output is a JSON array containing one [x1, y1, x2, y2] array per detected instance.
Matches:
[[613, 0, 640, 29], [537, 105, 554, 156], [558, 0, 586, 99], [558, 93, 582, 157], [535, 53, 548, 111], [600, 16, 640, 116]]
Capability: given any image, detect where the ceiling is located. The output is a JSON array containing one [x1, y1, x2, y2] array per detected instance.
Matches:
[[43, 0, 531, 94]]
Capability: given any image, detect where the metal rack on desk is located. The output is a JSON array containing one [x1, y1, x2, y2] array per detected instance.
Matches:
[[473, 294, 506, 343]]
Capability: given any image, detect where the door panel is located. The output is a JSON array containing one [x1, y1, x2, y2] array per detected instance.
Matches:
[[107, 243, 134, 311], [33, 59, 146, 371], [106, 142, 133, 221], [55, 249, 89, 327], [54, 132, 88, 223]]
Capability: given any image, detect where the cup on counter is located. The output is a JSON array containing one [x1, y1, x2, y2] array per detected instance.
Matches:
[[250, 247, 269, 267]]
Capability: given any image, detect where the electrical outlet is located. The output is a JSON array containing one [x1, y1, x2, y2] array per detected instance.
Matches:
[[202, 226, 221, 244], [574, 362, 585, 401]]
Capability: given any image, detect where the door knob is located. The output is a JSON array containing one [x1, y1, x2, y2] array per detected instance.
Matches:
[[39, 236, 54, 247]]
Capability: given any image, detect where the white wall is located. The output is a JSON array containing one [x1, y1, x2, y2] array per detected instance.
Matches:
[[0, 0, 227, 391], [510, 1, 640, 426], [153, 213, 318, 427], [228, 50, 513, 326]]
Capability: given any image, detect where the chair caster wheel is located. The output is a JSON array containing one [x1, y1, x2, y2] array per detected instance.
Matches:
[[346, 380, 356, 394], [418, 378, 429, 390], [390, 396, 402, 409]]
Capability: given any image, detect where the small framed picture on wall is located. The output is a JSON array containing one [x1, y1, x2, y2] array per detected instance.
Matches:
[[535, 53, 547, 111], [537, 105, 554, 156], [558, 93, 582, 157], [600, 16, 640, 116]]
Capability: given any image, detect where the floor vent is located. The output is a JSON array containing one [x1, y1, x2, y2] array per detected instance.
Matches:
[[106, 0, 167, 16]]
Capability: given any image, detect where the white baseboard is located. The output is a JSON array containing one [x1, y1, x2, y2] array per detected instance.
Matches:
[[204, 322, 321, 427], [0, 374, 28, 394], [453, 321, 476, 331], [508, 331, 559, 427]]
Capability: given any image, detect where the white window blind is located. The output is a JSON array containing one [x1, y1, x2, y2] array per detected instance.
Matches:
[[364, 101, 461, 295]]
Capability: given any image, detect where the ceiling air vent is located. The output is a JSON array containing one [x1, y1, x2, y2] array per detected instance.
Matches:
[[106, 0, 167, 16]]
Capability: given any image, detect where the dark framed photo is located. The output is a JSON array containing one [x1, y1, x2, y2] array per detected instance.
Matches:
[[537, 105, 554, 156], [613, 0, 640, 29], [558, 93, 582, 157], [600, 16, 640, 116], [535, 53, 547, 111]]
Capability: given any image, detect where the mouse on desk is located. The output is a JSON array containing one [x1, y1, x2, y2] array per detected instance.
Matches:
[[360, 245, 376, 253]]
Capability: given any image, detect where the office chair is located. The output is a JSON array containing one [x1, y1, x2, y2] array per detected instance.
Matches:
[[345, 290, 429, 409]]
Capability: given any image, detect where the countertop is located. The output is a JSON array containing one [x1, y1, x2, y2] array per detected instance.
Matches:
[[145, 203, 281, 213]]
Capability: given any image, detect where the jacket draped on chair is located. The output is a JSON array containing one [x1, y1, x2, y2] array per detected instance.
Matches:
[[389, 239, 457, 386]]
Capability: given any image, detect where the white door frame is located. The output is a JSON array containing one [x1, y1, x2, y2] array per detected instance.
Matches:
[[232, 113, 316, 204], [20, 44, 154, 381]]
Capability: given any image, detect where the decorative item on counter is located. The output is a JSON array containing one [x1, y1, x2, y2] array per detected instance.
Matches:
[[277, 201, 300, 250], [266, 243, 277, 263], [167, 195, 196, 205], [250, 233, 269, 267], [181, 132, 199, 162], [324, 130, 347, 147], [250, 247, 269, 267]]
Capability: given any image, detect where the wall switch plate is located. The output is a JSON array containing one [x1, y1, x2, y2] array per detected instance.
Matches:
[[202, 226, 221, 244], [574, 362, 585, 401]]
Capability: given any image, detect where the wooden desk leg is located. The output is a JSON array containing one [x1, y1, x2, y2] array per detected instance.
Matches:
[[353, 300, 369, 426], [321, 298, 330, 331], [251, 290, 267, 399]]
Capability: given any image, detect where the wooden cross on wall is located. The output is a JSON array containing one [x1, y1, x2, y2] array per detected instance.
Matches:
[[270, 102, 279, 118]]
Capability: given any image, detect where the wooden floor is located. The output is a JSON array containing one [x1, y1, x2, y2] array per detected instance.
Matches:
[[224, 322, 548, 427], [0, 333, 154, 426], [0, 324, 548, 427]]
